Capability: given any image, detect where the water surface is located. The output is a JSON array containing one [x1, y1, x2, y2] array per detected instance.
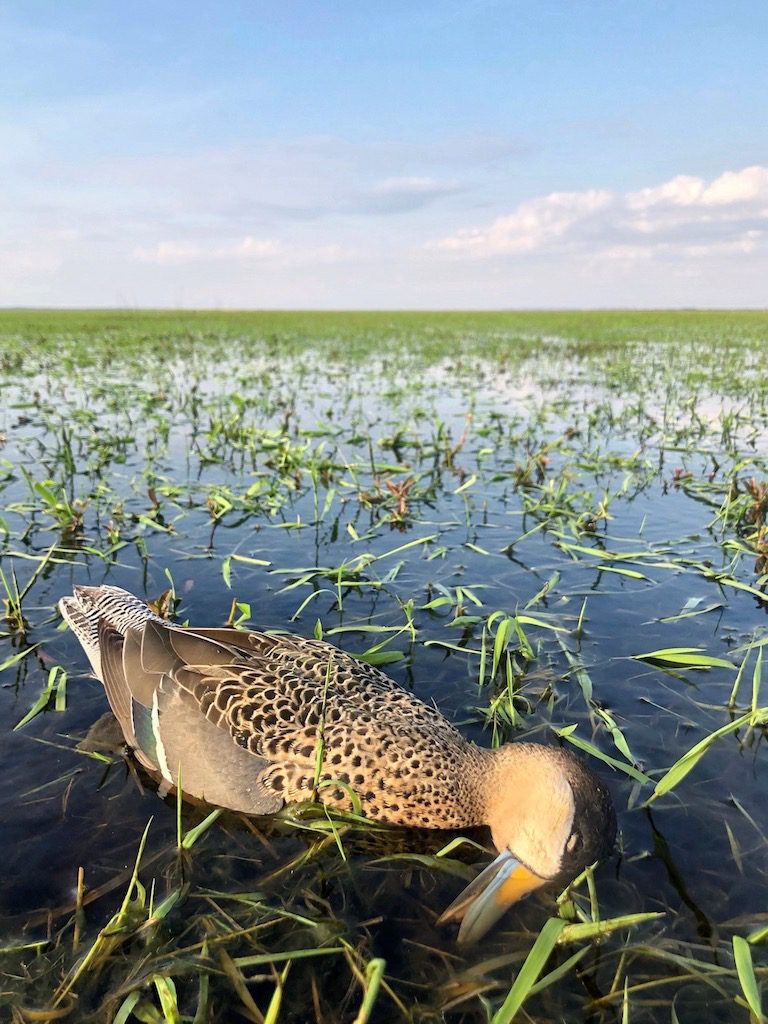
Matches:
[[1, 312, 767, 1021]]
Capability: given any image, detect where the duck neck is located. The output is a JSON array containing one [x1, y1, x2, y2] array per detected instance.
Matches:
[[410, 741, 513, 831], [471, 743, 576, 876]]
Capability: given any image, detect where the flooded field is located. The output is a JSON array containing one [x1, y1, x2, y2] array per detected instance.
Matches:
[[1, 310, 767, 1022]]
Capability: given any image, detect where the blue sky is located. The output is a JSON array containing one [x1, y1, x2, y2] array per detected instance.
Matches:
[[2, 1, 767, 308]]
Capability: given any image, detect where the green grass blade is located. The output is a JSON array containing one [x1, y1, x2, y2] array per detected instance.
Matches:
[[153, 974, 181, 1024], [527, 945, 591, 996], [646, 711, 763, 804], [14, 662, 58, 729], [752, 646, 763, 716], [1, 641, 41, 675], [598, 564, 652, 580], [559, 912, 664, 943], [113, 991, 142, 1024], [353, 958, 386, 1024], [632, 647, 736, 670], [264, 962, 291, 1024], [491, 918, 566, 1024], [556, 726, 652, 784], [182, 808, 223, 849], [733, 935, 764, 1022], [233, 947, 345, 967]]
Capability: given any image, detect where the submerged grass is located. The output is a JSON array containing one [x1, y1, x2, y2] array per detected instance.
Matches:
[[1, 309, 768, 1021]]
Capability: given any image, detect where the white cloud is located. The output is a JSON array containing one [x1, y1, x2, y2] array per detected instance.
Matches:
[[354, 175, 461, 214], [132, 236, 353, 268], [600, 230, 762, 263], [371, 176, 457, 197], [433, 189, 612, 255], [627, 165, 768, 210], [133, 236, 280, 265], [431, 164, 768, 263]]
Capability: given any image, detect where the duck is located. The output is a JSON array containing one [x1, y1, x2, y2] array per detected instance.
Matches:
[[59, 584, 615, 943]]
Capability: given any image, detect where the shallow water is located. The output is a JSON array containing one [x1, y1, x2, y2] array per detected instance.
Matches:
[[1, 315, 767, 1021]]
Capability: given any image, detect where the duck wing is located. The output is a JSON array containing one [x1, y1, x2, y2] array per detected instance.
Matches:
[[97, 618, 284, 814]]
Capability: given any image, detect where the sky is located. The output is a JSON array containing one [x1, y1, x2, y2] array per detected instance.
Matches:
[[1, 1, 767, 309]]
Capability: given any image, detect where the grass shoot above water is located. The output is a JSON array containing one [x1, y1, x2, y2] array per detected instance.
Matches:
[[0, 309, 767, 1023]]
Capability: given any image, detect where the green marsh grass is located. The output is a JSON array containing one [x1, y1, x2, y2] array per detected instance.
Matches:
[[1, 310, 768, 1021]]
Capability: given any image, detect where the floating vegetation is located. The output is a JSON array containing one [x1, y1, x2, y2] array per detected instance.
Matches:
[[1, 309, 767, 1021]]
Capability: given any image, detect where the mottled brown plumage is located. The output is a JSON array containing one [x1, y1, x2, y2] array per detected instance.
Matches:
[[60, 584, 615, 942]]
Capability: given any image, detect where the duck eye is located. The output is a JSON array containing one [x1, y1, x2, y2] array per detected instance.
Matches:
[[566, 831, 581, 854]]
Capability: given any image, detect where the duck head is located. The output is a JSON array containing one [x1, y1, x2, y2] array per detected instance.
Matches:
[[438, 744, 616, 943]]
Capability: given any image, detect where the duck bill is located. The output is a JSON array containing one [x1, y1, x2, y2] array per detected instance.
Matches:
[[436, 849, 547, 945]]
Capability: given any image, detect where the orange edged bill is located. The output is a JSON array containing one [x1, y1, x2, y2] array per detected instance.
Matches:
[[436, 848, 547, 944]]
